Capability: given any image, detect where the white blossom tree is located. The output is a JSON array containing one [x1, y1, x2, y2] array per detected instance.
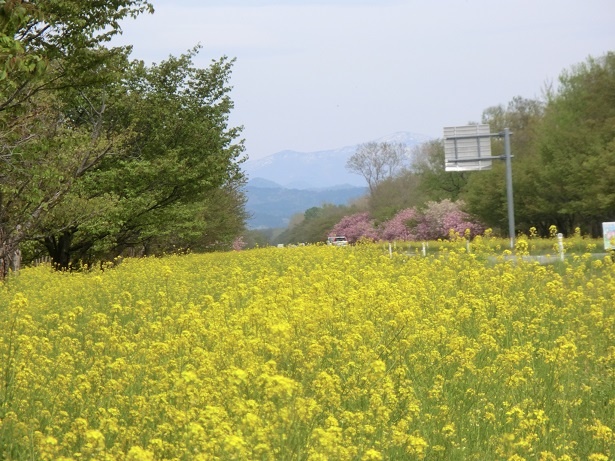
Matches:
[[346, 141, 408, 194]]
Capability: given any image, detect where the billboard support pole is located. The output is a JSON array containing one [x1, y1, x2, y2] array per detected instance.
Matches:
[[504, 128, 515, 249], [444, 125, 515, 249]]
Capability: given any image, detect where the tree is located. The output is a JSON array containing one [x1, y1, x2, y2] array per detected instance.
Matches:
[[368, 170, 424, 224], [322, 198, 485, 243], [531, 52, 615, 236], [0, 62, 135, 274], [464, 54, 615, 237], [413, 200, 484, 241], [241, 229, 274, 249], [381, 208, 419, 241], [413, 139, 469, 202], [276, 204, 352, 245], [330, 212, 380, 243], [0, 0, 153, 277], [0, 0, 153, 112], [346, 141, 408, 194], [461, 96, 545, 234], [179, 179, 248, 253], [36, 49, 246, 267]]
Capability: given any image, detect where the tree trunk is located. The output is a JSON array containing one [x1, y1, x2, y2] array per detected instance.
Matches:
[[0, 241, 22, 279], [44, 230, 75, 269]]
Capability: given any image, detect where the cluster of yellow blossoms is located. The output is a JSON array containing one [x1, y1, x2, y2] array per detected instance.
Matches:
[[0, 241, 613, 460]]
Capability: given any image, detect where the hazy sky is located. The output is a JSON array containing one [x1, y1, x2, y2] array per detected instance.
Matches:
[[113, 0, 614, 160]]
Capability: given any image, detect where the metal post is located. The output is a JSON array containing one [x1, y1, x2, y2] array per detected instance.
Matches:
[[444, 125, 516, 246], [504, 128, 515, 249]]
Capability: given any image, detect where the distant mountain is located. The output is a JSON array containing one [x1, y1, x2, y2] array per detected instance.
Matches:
[[247, 177, 283, 189], [374, 131, 433, 146], [244, 146, 362, 189], [245, 181, 367, 229], [242, 131, 432, 190], [242, 131, 432, 228]]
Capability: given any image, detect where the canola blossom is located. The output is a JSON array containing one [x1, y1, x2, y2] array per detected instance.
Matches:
[[0, 243, 614, 460]]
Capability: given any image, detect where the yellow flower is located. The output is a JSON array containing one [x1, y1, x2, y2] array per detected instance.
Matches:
[[406, 434, 428, 458], [588, 454, 610, 461], [1, 241, 613, 460], [362, 448, 383, 460], [127, 446, 155, 461]]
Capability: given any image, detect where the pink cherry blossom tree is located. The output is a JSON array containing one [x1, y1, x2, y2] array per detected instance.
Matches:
[[329, 200, 485, 243], [414, 200, 484, 240], [381, 208, 419, 241], [330, 212, 380, 243]]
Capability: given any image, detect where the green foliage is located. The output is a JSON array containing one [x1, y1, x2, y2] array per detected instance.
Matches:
[[0, 0, 153, 110], [413, 139, 470, 202], [276, 204, 356, 245], [462, 55, 615, 237], [0, 1, 46, 89], [0, 1, 247, 275], [368, 170, 424, 224], [532, 52, 615, 235], [241, 229, 276, 249], [462, 97, 546, 233], [40, 48, 247, 265]]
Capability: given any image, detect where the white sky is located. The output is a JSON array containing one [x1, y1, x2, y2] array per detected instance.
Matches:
[[113, 0, 615, 160]]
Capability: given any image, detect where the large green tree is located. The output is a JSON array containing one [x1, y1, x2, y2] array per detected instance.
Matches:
[[463, 96, 545, 233], [37, 49, 246, 267], [0, 0, 153, 277], [531, 52, 615, 236], [1, 1, 248, 275]]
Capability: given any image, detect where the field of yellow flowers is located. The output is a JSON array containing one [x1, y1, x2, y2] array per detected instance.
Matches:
[[0, 241, 614, 460]]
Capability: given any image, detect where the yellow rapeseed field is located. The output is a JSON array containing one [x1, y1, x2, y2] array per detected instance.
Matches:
[[0, 241, 613, 460]]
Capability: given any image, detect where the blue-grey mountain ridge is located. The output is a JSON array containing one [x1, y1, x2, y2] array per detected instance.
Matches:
[[242, 131, 432, 229]]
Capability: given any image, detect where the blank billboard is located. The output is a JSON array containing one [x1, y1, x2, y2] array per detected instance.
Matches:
[[444, 124, 492, 171]]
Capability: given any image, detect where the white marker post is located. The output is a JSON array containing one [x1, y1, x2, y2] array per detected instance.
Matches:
[[557, 233, 565, 261]]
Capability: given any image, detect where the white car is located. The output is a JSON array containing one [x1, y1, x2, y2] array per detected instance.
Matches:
[[327, 236, 348, 246]]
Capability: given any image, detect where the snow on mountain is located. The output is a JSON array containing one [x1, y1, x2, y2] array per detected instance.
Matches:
[[375, 131, 433, 145]]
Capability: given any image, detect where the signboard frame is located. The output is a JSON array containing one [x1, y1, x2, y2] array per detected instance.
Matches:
[[443, 125, 515, 248], [444, 124, 493, 172]]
